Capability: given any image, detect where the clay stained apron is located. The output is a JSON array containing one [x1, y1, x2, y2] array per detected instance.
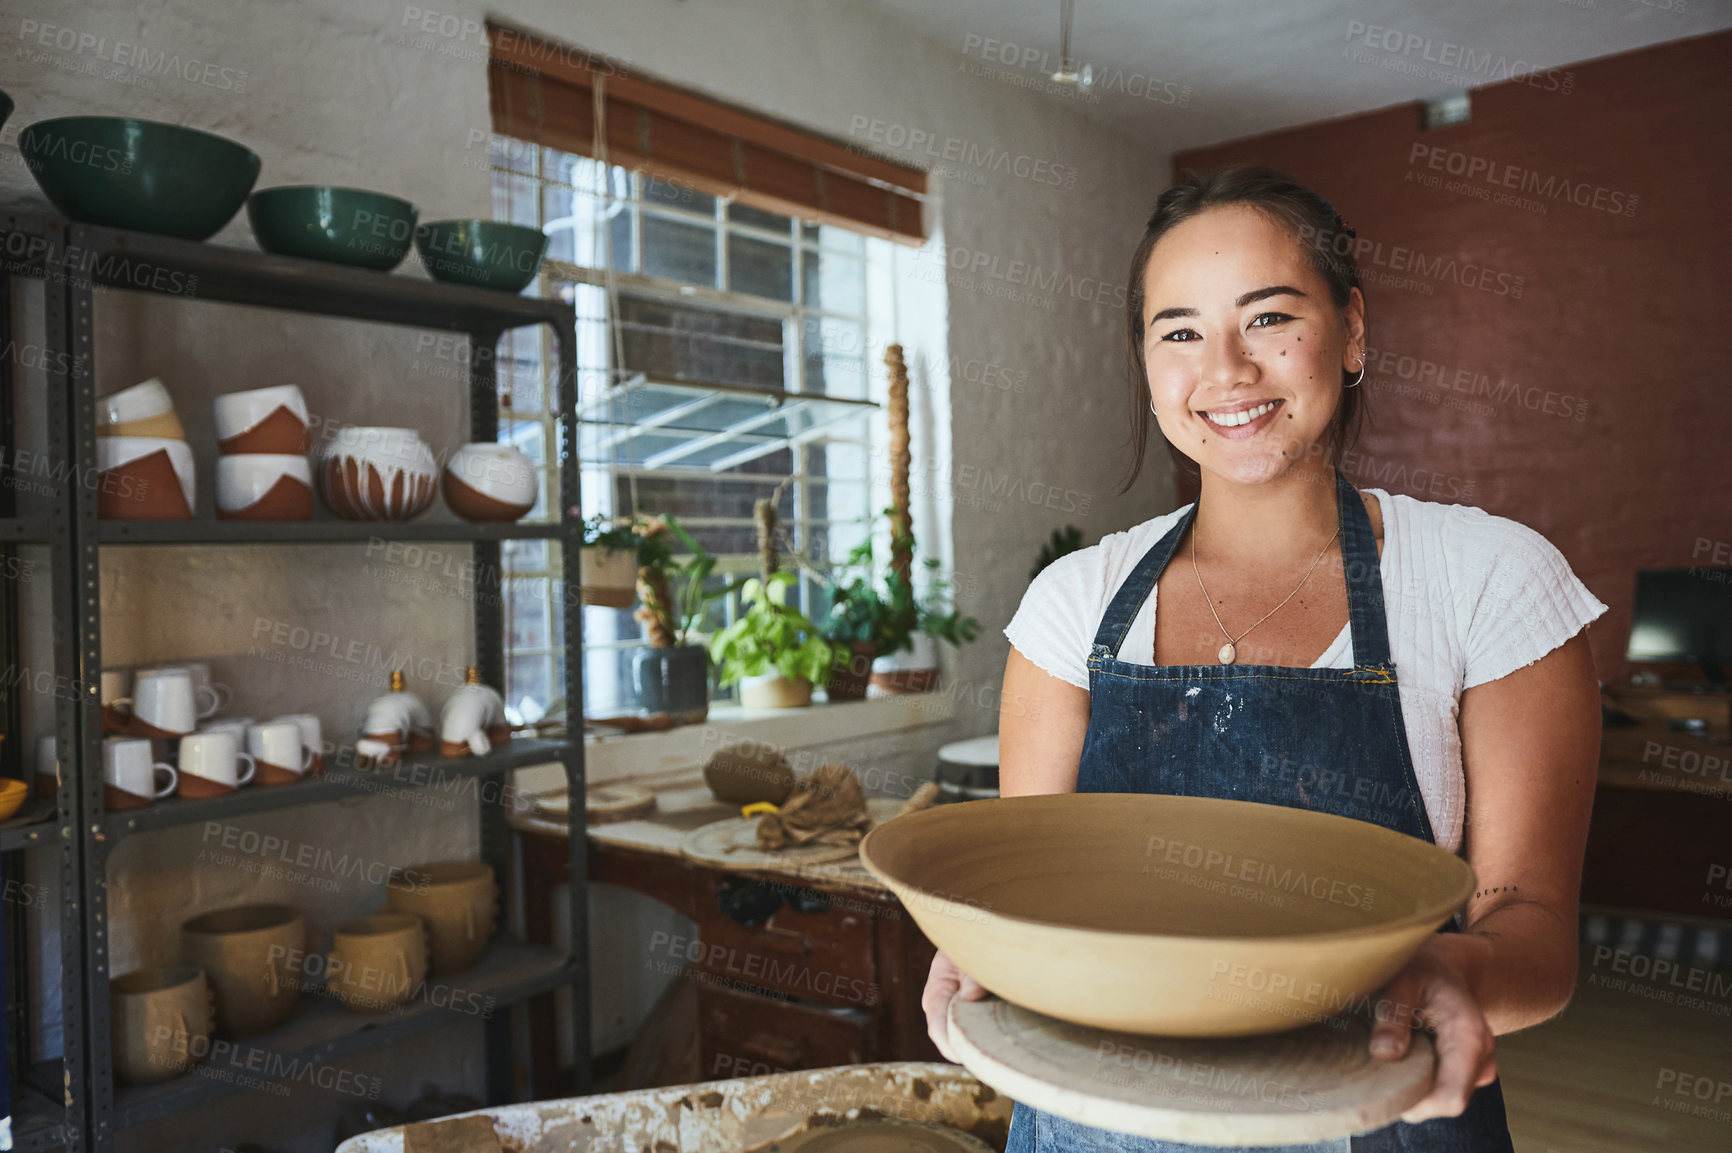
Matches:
[[1004, 468, 1515, 1153]]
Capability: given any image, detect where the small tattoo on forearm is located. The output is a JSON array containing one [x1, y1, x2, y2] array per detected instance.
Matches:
[[1473, 885, 1519, 899]]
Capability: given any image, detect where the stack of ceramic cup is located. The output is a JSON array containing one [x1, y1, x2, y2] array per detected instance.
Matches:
[[95, 378, 196, 519], [214, 385, 313, 520]]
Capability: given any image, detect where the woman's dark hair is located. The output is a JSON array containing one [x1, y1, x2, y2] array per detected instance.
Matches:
[[1119, 163, 1367, 494]]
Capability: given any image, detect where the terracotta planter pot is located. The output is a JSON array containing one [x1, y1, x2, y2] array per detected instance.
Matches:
[[824, 641, 878, 701], [580, 546, 638, 609], [738, 673, 813, 709], [110, 966, 215, 1085], [328, 913, 427, 1013], [384, 861, 498, 977], [870, 634, 939, 694], [181, 903, 305, 1036]]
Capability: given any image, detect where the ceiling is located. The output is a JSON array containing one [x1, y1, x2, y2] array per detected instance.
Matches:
[[870, 0, 1732, 151]]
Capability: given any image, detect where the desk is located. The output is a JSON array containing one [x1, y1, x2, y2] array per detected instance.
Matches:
[[510, 778, 941, 1097], [1583, 718, 1732, 920]]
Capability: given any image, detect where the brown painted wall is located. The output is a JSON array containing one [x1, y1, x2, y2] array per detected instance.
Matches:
[[1171, 31, 1732, 682]]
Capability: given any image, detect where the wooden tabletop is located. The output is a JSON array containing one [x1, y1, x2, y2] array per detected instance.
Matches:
[[509, 772, 896, 898]]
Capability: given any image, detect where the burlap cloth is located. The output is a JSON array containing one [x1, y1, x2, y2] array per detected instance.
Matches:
[[756, 763, 874, 851]]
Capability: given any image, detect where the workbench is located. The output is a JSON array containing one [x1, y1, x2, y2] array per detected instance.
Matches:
[[510, 776, 943, 1097]]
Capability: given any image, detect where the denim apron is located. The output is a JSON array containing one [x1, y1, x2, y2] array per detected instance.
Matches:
[[1004, 468, 1514, 1153]]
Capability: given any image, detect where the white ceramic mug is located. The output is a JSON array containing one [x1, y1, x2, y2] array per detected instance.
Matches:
[[117, 668, 219, 738], [102, 737, 178, 807], [216, 455, 313, 516], [154, 663, 232, 715], [272, 714, 324, 768], [177, 731, 256, 794], [213, 385, 309, 451], [247, 721, 313, 783], [196, 718, 253, 745]]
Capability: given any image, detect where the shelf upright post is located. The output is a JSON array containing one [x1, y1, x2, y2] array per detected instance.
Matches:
[[62, 224, 115, 1153], [45, 225, 91, 1153], [553, 308, 591, 1095], [467, 324, 517, 1103]]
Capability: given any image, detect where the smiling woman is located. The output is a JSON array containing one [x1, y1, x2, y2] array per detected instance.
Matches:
[[923, 165, 1608, 1153]]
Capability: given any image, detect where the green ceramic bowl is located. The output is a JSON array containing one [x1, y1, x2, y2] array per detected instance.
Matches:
[[414, 220, 548, 292], [19, 116, 260, 241], [248, 186, 420, 271]]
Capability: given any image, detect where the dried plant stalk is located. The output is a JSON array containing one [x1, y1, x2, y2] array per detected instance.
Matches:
[[884, 343, 912, 584], [755, 497, 780, 580]]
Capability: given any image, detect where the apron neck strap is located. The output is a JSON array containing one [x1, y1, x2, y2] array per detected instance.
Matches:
[[1090, 466, 1392, 669]]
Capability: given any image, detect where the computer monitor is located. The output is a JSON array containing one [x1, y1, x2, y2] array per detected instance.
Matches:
[[1626, 568, 1732, 682]]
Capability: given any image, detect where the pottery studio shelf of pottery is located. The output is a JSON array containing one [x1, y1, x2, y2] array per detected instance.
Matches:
[[0, 115, 592, 1144]]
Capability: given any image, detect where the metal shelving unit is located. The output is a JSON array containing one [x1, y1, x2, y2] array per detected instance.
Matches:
[[2, 211, 591, 1151], [0, 214, 90, 1153]]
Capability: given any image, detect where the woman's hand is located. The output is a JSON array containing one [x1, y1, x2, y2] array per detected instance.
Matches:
[[923, 949, 989, 1063], [1369, 932, 1499, 1123]]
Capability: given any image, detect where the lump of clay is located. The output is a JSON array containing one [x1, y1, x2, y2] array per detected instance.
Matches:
[[703, 742, 795, 805]]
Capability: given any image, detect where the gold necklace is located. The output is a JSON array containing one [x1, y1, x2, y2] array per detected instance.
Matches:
[[1190, 516, 1340, 665]]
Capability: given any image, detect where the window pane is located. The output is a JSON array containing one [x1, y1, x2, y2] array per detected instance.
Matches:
[[491, 172, 539, 229], [802, 248, 864, 314], [504, 538, 547, 571], [508, 579, 551, 649], [727, 234, 793, 301], [494, 135, 536, 175], [508, 654, 554, 719], [802, 222, 864, 253], [617, 295, 784, 390], [802, 317, 866, 398], [642, 214, 717, 285], [730, 202, 792, 234], [646, 176, 715, 215]]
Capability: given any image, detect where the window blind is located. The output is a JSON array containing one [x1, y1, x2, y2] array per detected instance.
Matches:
[[487, 22, 928, 245]]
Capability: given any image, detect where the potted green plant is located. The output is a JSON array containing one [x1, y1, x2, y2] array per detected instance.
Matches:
[[817, 526, 913, 700], [630, 514, 729, 724], [579, 513, 641, 609], [870, 558, 981, 693], [709, 571, 839, 708]]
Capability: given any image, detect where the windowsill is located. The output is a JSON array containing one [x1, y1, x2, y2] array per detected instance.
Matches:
[[511, 690, 958, 796]]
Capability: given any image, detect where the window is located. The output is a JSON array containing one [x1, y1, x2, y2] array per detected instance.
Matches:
[[491, 136, 891, 722]]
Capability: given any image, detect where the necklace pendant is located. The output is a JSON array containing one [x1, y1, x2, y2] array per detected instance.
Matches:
[[1217, 642, 1237, 665]]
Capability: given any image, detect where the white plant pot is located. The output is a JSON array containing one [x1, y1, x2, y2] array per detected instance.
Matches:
[[580, 545, 639, 609], [871, 633, 939, 694], [738, 672, 813, 709]]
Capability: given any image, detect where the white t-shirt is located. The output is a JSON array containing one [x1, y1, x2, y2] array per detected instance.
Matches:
[[1003, 488, 1609, 853]]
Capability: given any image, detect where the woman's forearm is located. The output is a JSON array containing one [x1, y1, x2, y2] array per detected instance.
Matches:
[[1444, 897, 1580, 1034]]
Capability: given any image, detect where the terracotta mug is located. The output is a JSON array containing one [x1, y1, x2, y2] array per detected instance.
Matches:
[[96, 436, 196, 520], [384, 861, 498, 976], [110, 966, 214, 1085], [181, 904, 305, 1036], [177, 731, 257, 798], [216, 455, 314, 521], [34, 733, 59, 798], [119, 668, 219, 738], [213, 384, 311, 454], [247, 721, 314, 786], [98, 378, 185, 440], [101, 737, 178, 811], [328, 913, 427, 1013], [196, 718, 254, 746]]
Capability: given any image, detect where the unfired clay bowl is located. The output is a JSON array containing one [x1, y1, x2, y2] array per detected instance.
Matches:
[[859, 793, 1475, 1037]]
